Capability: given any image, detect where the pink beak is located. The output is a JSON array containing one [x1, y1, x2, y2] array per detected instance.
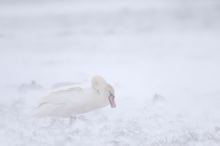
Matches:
[[108, 94, 116, 108]]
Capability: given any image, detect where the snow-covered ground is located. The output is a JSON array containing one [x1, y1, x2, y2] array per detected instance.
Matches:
[[0, 0, 220, 145]]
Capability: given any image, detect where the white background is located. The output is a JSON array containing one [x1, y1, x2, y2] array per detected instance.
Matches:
[[0, 0, 220, 145]]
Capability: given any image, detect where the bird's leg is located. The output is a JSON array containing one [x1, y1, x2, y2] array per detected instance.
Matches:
[[77, 115, 87, 122], [47, 118, 56, 128], [69, 116, 76, 125]]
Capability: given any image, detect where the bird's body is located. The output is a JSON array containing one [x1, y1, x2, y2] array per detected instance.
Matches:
[[34, 76, 116, 118]]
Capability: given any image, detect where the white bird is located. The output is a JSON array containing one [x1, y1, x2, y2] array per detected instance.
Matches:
[[34, 76, 116, 118]]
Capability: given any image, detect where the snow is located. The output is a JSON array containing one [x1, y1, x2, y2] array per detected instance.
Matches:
[[0, 0, 220, 145]]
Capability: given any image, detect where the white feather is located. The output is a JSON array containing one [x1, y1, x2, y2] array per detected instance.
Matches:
[[34, 76, 114, 118]]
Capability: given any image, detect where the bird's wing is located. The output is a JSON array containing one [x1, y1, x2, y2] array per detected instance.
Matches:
[[38, 87, 84, 107], [50, 87, 83, 95], [34, 102, 68, 117]]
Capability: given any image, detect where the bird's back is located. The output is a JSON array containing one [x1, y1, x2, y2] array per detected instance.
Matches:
[[34, 87, 100, 117]]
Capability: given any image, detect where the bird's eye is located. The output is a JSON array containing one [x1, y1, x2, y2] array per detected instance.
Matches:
[[109, 92, 114, 97], [96, 89, 100, 94]]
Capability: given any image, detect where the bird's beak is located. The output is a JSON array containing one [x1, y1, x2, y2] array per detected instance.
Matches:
[[108, 93, 116, 108]]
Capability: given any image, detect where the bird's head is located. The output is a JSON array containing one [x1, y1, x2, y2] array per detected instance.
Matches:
[[91, 75, 116, 108]]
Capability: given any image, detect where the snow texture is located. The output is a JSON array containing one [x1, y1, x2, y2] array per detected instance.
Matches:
[[0, 0, 220, 145]]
